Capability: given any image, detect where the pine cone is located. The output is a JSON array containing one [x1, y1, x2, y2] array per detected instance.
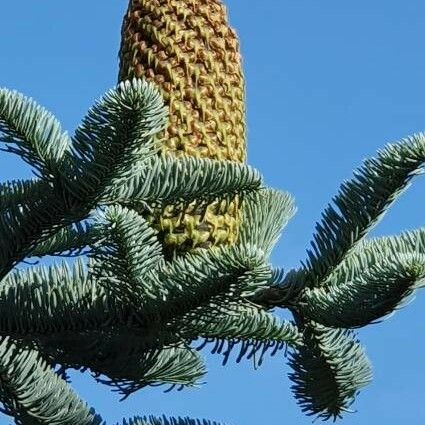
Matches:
[[119, 0, 246, 254]]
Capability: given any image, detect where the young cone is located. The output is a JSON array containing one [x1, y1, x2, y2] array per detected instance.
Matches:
[[118, 0, 246, 253]]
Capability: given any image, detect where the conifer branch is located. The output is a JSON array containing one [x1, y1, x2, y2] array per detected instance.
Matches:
[[0, 192, 87, 278], [94, 346, 206, 398], [300, 252, 425, 328], [0, 88, 71, 179], [288, 322, 372, 421], [32, 327, 183, 388], [2, 31, 425, 421], [0, 247, 271, 339], [302, 133, 425, 286], [189, 305, 301, 365], [0, 179, 48, 212], [29, 221, 99, 258], [238, 188, 296, 256], [66, 79, 167, 203], [89, 205, 163, 304], [0, 337, 103, 425], [102, 156, 262, 208]]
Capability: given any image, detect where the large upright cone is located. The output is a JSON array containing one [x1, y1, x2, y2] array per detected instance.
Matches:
[[119, 0, 246, 254]]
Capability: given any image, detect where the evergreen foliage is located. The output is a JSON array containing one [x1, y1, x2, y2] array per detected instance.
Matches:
[[1, 5, 425, 425]]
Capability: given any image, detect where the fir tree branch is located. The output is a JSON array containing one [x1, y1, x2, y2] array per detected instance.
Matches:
[[154, 245, 271, 323], [299, 251, 425, 328], [328, 228, 425, 283], [0, 180, 49, 212], [0, 337, 103, 425], [0, 193, 88, 278], [0, 88, 71, 179], [32, 326, 204, 398], [30, 271, 294, 393], [187, 306, 300, 348], [288, 322, 372, 421], [238, 188, 296, 256], [29, 221, 99, 258], [102, 155, 262, 208], [29, 327, 176, 378], [251, 136, 425, 310], [94, 346, 206, 398], [0, 247, 271, 339], [89, 205, 164, 304], [66, 78, 167, 203], [0, 79, 167, 278], [0, 260, 112, 337], [187, 305, 301, 365], [301, 133, 425, 286]]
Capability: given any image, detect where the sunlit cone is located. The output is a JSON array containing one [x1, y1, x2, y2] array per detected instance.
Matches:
[[118, 0, 246, 254]]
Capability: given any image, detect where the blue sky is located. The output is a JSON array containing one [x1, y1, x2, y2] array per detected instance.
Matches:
[[1, 1, 425, 424]]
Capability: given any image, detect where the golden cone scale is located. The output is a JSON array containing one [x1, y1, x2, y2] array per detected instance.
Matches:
[[119, 0, 246, 253]]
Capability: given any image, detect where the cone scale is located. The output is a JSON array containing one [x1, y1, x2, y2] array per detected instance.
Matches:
[[119, 0, 246, 253]]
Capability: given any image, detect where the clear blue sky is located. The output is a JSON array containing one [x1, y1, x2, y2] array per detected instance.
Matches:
[[1, 1, 425, 424]]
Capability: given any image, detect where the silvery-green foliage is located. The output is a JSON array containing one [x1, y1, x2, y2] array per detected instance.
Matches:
[[1, 78, 425, 424]]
